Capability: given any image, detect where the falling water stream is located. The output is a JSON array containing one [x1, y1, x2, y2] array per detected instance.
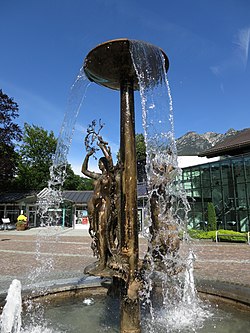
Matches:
[[1, 41, 250, 332], [37, 67, 91, 225], [130, 40, 210, 332]]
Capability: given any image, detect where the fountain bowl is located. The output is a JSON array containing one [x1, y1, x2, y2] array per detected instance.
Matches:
[[83, 38, 169, 90], [1, 277, 250, 333]]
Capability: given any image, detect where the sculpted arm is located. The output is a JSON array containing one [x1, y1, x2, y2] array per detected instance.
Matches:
[[81, 150, 99, 180], [97, 136, 113, 168]]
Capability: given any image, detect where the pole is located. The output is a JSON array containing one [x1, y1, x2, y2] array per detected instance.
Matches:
[[62, 207, 66, 228], [119, 79, 141, 333]]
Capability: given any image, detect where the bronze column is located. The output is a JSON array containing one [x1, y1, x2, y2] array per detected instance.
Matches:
[[120, 79, 140, 333]]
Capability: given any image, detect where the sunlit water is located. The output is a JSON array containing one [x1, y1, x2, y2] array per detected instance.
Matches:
[[130, 40, 201, 326], [16, 293, 250, 333], [0, 280, 22, 333]]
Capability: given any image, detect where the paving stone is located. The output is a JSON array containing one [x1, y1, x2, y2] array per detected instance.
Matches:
[[0, 228, 249, 295]]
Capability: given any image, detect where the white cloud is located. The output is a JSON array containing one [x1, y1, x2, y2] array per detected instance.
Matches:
[[233, 27, 250, 69], [210, 26, 250, 77]]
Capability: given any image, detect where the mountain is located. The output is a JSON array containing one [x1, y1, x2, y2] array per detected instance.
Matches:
[[176, 128, 240, 156]]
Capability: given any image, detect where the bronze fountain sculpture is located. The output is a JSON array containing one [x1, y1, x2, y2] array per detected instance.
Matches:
[[81, 38, 181, 333]]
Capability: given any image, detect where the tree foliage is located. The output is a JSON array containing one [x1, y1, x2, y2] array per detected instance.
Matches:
[[136, 133, 146, 183], [135, 133, 146, 162], [116, 133, 147, 182], [13, 123, 94, 191], [207, 202, 217, 231], [63, 165, 94, 190], [15, 123, 57, 190], [0, 89, 22, 189]]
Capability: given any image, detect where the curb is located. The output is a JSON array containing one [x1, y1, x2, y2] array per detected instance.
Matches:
[[195, 278, 250, 307]]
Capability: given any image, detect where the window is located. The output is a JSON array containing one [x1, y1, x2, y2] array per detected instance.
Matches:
[[184, 182, 192, 190], [192, 168, 201, 189], [238, 210, 249, 232], [211, 164, 221, 186], [246, 182, 250, 205], [244, 157, 250, 179], [236, 184, 247, 208], [233, 159, 245, 184], [183, 170, 191, 181], [200, 166, 210, 187], [221, 162, 231, 185], [6, 205, 19, 223], [212, 187, 222, 208], [202, 187, 212, 201], [193, 189, 202, 197]]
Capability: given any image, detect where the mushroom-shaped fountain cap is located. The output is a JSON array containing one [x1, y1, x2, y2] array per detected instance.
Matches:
[[84, 38, 169, 91]]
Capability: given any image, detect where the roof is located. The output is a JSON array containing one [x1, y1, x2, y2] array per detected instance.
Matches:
[[62, 191, 93, 203], [0, 192, 36, 203], [0, 190, 94, 205], [199, 128, 250, 158], [0, 186, 147, 205]]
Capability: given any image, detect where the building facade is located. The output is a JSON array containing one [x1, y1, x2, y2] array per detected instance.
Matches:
[[0, 190, 93, 229], [182, 154, 250, 232]]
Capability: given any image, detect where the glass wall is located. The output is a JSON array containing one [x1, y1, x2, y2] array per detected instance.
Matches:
[[182, 155, 250, 232]]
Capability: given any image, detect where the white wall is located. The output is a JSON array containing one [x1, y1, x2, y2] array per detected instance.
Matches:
[[177, 156, 220, 169]]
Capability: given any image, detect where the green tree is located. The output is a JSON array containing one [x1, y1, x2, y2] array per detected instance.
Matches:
[[0, 90, 22, 190], [15, 123, 57, 190], [136, 133, 146, 182], [136, 133, 146, 161], [63, 165, 94, 190], [207, 202, 217, 231], [117, 133, 146, 182]]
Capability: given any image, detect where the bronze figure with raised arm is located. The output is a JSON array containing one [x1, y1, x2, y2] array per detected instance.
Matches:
[[82, 129, 118, 274]]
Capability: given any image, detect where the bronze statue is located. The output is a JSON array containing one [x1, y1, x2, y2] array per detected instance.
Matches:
[[82, 121, 119, 274], [82, 136, 113, 271]]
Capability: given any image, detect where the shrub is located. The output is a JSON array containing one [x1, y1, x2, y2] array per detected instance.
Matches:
[[188, 228, 247, 242], [213, 229, 247, 242], [207, 202, 217, 231], [188, 229, 216, 239]]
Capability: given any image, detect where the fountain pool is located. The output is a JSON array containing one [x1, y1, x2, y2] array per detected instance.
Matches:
[[15, 282, 250, 333]]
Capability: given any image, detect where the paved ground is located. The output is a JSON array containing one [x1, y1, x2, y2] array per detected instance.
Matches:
[[0, 227, 250, 295]]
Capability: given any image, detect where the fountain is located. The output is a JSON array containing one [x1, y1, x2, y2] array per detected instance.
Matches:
[[81, 38, 185, 333], [1, 39, 250, 333]]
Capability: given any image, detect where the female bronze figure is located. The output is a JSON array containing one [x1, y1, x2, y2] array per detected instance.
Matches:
[[82, 135, 117, 272]]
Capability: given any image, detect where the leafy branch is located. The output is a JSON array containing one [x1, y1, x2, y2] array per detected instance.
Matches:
[[84, 119, 105, 159]]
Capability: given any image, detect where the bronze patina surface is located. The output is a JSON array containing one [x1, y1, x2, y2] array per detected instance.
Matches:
[[84, 38, 169, 91], [82, 38, 169, 333]]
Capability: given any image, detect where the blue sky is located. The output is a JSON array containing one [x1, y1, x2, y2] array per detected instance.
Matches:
[[1, 0, 250, 174]]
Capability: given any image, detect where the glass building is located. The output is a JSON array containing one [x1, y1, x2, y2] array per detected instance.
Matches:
[[182, 155, 250, 232]]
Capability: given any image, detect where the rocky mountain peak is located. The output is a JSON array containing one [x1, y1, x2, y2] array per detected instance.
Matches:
[[176, 128, 241, 156]]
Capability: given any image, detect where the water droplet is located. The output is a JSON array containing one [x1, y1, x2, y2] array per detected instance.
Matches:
[[83, 298, 95, 306]]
